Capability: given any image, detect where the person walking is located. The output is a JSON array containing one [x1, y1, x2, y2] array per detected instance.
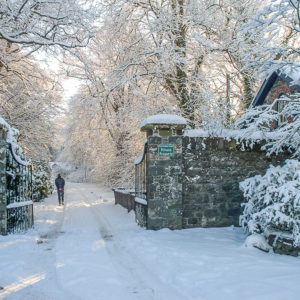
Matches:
[[55, 174, 65, 206]]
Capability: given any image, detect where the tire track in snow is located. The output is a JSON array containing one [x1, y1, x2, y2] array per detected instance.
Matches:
[[78, 186, 184, 300], [34, 194, 82, 300]]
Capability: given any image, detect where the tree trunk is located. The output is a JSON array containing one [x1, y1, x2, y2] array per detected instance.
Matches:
[[171, 0, 194, 127], [242, 74, 254, 112], [226, 73, 231, 127]]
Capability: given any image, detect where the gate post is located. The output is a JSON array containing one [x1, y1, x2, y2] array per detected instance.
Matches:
[[0, 125, 7, 235], [141, 115, 186, 230]]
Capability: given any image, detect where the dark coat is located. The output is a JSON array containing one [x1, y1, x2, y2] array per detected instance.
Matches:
[[55, 177, 65, 189]]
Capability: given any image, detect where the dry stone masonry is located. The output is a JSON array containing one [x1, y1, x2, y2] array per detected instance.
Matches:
[[137, 114, 289, 231], [182, 136, 288, 228], [141, 115, 186, 230]]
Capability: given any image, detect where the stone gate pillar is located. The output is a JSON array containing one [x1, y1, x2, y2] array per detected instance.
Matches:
[[141, 114, 187, 230], [0, 125, 7, 235]]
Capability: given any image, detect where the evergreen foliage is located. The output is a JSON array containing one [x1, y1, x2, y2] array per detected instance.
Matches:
[[240, 160, 300, 246], [235, 94, 300, 158], [32, 165, 53, 202]]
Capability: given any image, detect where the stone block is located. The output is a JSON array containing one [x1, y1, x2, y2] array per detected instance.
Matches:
[[204, 209, 218, 218], [163, 217, 183, 230], [168, 136, 182, 144], [221, 182, 234, 193], [148, 136, 162, 144], [185, 168, 202, 177], [147, 218, 164, 230], [148, 166, 165, 176], [227, 207, 241, 217], [268, 234, 300, 257], [188, 218, 199, 225]]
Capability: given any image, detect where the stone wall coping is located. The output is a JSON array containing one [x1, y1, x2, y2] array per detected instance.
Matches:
[[135, 197, 147, 205], [6, 200, 33, 209], [113, 188, 135, 194], [184, 128, 282, 142], [140, 114, 187, 131]]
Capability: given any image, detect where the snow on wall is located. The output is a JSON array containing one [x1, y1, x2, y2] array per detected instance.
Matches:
[[140, 114, 187, 128], [6, 200, 33, 209], [184, 128, 283, 151], [135, 197, 147, 205], [185, 128, 271, 140]]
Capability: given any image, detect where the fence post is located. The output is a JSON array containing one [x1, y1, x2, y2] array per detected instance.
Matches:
[[0, 125, 7, 235], [141, 115, 187, 230]]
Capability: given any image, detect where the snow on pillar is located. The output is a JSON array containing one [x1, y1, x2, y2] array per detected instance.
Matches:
[[0, 125, 7, 235], [140, 114, 187, 230]]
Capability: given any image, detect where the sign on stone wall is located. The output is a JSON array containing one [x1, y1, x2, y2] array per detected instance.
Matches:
[[158, 144, 174, 157]]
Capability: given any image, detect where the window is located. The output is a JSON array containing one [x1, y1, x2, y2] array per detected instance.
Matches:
[[277, 93, 288, 126]]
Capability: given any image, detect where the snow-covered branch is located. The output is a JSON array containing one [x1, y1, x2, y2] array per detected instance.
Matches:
[[235, 94, 300, 158], [0, 0, 97, 63], [240, 160, 300, 246]]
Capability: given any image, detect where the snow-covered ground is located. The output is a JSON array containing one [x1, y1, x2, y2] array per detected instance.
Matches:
[[1, 183, 300, 300]]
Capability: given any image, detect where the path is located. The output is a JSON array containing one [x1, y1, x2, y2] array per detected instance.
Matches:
[[1, 183, 300, 300], [0, 183, 182, 300], [54, 183, 183, 300]]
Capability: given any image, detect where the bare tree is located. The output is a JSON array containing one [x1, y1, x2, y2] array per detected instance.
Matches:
[[0, 50, 62, 164], [0, 0, 97, 68], [244, 0, 300, 76]]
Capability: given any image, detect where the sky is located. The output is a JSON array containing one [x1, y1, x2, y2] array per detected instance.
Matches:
[[34, 51, 81, 103]]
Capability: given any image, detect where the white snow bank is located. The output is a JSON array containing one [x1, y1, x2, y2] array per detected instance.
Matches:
[[244, 234, 271, 252], [140, 114, 187, 128], [1, 183, 300, 300]]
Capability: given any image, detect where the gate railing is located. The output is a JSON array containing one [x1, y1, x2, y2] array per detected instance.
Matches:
[[135, 142, 147, 201], [6, 143, 33, 233]]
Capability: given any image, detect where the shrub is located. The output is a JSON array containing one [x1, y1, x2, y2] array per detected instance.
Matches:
[[32, 164, 53, 201], [239, 160, 300, 246]]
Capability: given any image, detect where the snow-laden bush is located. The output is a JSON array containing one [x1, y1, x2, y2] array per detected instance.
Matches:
[[32, 165, 53, 202], [240, 160, 300, 246], [265, 94, 300, 157], [235, 94, 300, 158]]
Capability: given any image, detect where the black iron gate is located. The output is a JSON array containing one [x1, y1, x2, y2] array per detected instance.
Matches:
[[135, 142, 148, 227], [135, 142, 147, 200], [6, 143, 33, 233]]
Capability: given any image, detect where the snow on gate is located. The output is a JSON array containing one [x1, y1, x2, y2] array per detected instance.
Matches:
[[0, 118, 33, 235]]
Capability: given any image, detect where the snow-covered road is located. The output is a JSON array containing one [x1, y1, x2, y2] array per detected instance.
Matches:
[[0, 183, 182, 300], [1, 182, 300, 300], [54, 183, 178, 300]]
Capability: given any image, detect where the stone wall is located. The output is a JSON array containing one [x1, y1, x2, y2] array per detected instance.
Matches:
[[146, 135, 183, 230], [135, 202, 147, 227], [182, 137, 288, 228], [268, 234, 300, 257], [0, 126, 7, 235]]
